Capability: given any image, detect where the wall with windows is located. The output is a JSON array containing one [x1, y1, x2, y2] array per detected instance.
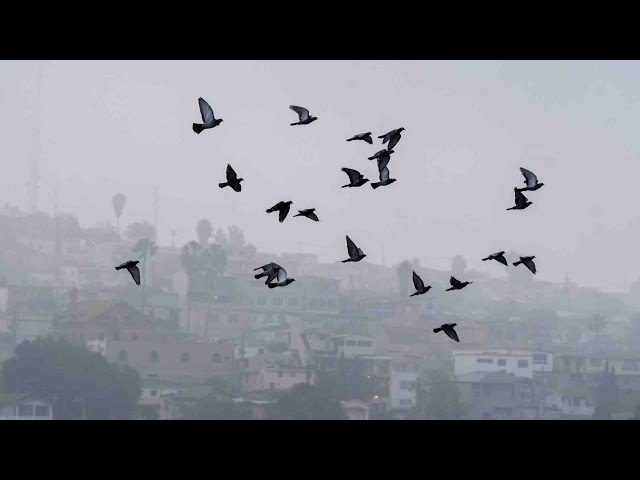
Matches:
[[454, 350, 542, 379], [0, 398, 53, 420], [553, 354, 640, 376], [334, 335, 376, 359], [391, 370, 417, 410]]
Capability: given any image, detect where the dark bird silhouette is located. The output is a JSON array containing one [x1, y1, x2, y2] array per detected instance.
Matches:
[[368, 149, 394, 162], [254, 262, 283, 284], [517, 167, 544, 192], [507, 188, 532, 211], [347, 132, 373, 144], [371, 166, 396, 189], [410, 271, 432, 297], [267, 267, 296, 288], [193, 97, 223, 134], [341, 168, 369, 188], [267, 201, 293, 223], [219, 164, 243, 192], [294, 208, 319, 222], [342, 235, 366, 263], [433, 323, 460, 342], [446, 276, 473, 291], [482, 251, 508, 266], [378, 127, 405, 150], [289, 105, 317, 126], [115, 260, 141, 285], [513, 256, 537, 274]]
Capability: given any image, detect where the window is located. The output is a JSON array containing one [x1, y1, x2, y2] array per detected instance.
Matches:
[[272, 297, 283, 307], [229, 314, 239, 324], [287, 297, 299, 307], [477, 358, 493, 364], [180, 352, 191, 363], [518, 360, 529, 368], [308, 299, 318, 308], [400, 381, 416, 391], [346, 340, 356, 347], [151, 390, 158, 397], [150, 351, 159, 363], [34, 405, 49, 417], [212, 353, 221, 364], [623, 360, 639, 371], [18, 405, 34, 417], [119, 350, 128, 362], [256, 296, 266, 306], [497, 359, 506, 366], [357, 340, 373, 347], [532, 354, 547, 364], [318, 334, 328, 341], [208, 313, 219, 323], [590, 358, 602, 367], [335, 339, 345, 346]]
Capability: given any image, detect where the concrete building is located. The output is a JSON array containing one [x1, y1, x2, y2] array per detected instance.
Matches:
[[454, 349, 553, 379], [0, 394, 54, 420], [341, 399, 369, 420]]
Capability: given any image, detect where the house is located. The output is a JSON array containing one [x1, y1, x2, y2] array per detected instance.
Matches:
[[391, 368, 418, 413], [543, 391, 595, 419], [242, 365, 313, 393], [341, 399, 369, 420], [0, 394, 54, 420], [454, 349, 553, 379], [334, 334, 376, 359]]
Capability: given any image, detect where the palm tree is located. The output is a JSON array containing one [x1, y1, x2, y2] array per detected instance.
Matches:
[[196, 219, 213, 248], [180, 241, 205, 333], [112, 193, 127, 236], [200, 244, 228, 339], [133, 238, 158, 313], [396, 260, 412, 297]]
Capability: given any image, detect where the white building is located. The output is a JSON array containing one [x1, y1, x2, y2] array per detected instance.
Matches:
[[391, 370, 417, 411], [341, 400, 369, 420], [0, 394, 54, 420], [454, 349, 553, 379], [334, 334, 376, 359], [544, 391, 595, 418]]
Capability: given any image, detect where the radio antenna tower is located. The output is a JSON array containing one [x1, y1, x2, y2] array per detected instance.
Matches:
[[29, 62, 44, 213]]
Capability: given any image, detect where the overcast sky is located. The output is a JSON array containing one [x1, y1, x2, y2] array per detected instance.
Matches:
[[1, 60, 639, 292]]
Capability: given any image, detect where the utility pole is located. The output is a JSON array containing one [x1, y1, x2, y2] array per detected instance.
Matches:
[[29, 61, 43, 213]]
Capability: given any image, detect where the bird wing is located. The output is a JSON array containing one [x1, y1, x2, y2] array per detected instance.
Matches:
[[279, 203, 291, 223], [364, 134, 373, 144], [377, 156, 390, 173], [342, 168, 362, 183], [198, 97, 215, 123], [265, 270, 279, 283], [520, 167, 538, 188], [289, 105, 309, 121], [226, 164, 238, 182], [379, 167, 390, 182], [307, 211, 320, 222], [276, 268, 288, 283], [116, 261, 130, 269], [387, 132, 402, 150], [445, 327, 460, 342], [450, 276, 462, 287], [412, 271, 424, 291], [524, 259, 537, 274], [496, 254, 508, 266], [379, 131, 392, 143], [346, 236, 358, 257], [127, 265, 141, 285], [267, 201, 284, 213], [514, 188, 528, 206], [270, 263, 282, 271]]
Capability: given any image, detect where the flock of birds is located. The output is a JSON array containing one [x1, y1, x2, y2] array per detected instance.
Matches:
[[115, 97, 547, 344]]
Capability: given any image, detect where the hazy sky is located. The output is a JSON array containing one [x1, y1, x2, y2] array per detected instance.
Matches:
[[1, 60, 640, 292]]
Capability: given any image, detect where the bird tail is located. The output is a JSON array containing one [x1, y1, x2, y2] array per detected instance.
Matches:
[[266, 208, 275, 213], [341, 259, 350, 263], [377, 135, 385, 139], [290, 122, 300, 126], [506, 207, 515, 211], [513, 261, 522, 266], [371, 182, 381, 189], [446, 287, 454, 291], [346, 138, 354, 142], [115, 266, 123, 270], [410, 292, 418, 297], [267, 283, 278, 289], [255, 273, 267, 279], [482, 257, 490, 261], [433, 327, 443, 333], [219, 182, 228, 188], [367, 156, 376, 160], [192, 123, 204, 134], [341, 184, 350, 188]]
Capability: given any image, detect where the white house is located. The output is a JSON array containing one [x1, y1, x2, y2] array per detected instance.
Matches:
[[341, 400, 369, 420], [0, 394, 54, 420], [334, 334, 376, 359], [391, 370, 417, 411], [544, 391, 595, 418], [454, 349, 553, 379]]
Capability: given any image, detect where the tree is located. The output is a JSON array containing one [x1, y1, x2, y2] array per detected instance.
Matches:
[[267, 383, 348, 420], [419, 370, 464, 420], [200, 244, 228, 338], [183, 395, 253, 420], [196, 219, 213, 248], [133, 238, 158, 313], [451, 255, 467, 279], [214, 227, 228, 248], [396, 260, 412, 298], [594, 360, 619, 415], [112, 193, 127, 236], [2, 337, 141, 419], [180, 241, 206, 333], [589, 313, 607, 335], [227, 225, 246, 250], [124, 221, 156, 243]]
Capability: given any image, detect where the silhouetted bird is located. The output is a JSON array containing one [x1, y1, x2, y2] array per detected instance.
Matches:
[[446, 276, 473, 291], [289, 105, 317, 126], [219, 164, 243, 192], [115, 260, 140, 285], [342, 236, 366, 263], [267, 267, 296, 288], [517, 167, 544, 192], [410, 271, 432, 297], [294, 208, 319, 222], [267, 201, 293, 223], [347, 132, 373, 144], [507, 188, 532, 211], [379, 127, 405, 150], [433, 323, 460, 342], [371, 166, 396, 189], [482, 251, 508, 266], [513, 256, 537, 274], [341, 168, 369, 188], [192, 97, 223, 134], [254, 262, 283, 284], [368, 149, 394, 162]]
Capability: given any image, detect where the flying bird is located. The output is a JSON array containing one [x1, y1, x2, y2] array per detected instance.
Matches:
[[115, 260, 140, 286], [378, 127, 405, 150], [368, 149, 394, 163], [513, 256, 537, 274], [342, 236, 366, 263], [446, 276, 473, 291], [192, 97, 223, 134], [341, 168, 369, 188], [289, 105, 317, 126], [482, 251, 508, 266], [410, 271, 432, 297], [371, 166, 396, 189], [266, 201, 293, 223], [294, 208, 319, 222], [267, 267, 296, 288], [346, 132, 373, 144], [517, 167, 544, 192], [254, 262, 283, 284], [433, 323, 460, 342], [507, 188, 532, 211], [219, 164, 243, 192]]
